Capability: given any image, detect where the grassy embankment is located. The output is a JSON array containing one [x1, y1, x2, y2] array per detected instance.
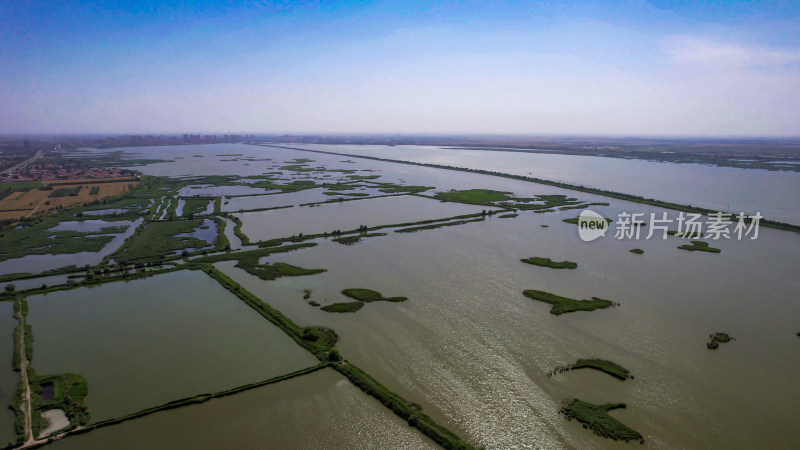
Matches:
[[522, 290, 615, 315], [629, 249, 644, 254], [549, 359, 632, 380], [230, 212, 487, 249], [1, 264, 186, 303], [9, 296, 91, 444], [32, 365, 329, 447], [395, 218, 485, 233], [678, 240, 721, 253], [192, 242, 317, 264], [324, 191, 370, 197], [228, 214, 251, 245], [197, 265, 339, 360], [299, 192, 407, 207], [201, 264, 475, 450], [3, 252, 471, 448], [1, 243, 315, 301], [560, 399, 644, 444], [332, 233, 387, 245], [520, 257, 577, 269]]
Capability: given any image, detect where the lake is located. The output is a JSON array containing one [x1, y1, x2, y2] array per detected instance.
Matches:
[[282, 143, 800, 226]]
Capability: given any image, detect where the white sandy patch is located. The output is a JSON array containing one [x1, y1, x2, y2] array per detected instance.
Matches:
[[37, 409, 69, 438]]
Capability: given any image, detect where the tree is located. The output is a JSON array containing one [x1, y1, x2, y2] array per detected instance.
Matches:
[[4, 284, 15, 293], [327, 349, 342, 362]]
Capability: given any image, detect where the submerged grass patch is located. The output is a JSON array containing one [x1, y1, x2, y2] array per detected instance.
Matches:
[[560, 399, 644, 444], [394, 217, 484, 233], [678, 240, 721, 253], [520, 257, 577, 269], [320, 302, 365, 313], [522, 290, 615, 315], [549, 359, 632, 380], [629, 248, 644, 254], [331, 232, 387, 245]]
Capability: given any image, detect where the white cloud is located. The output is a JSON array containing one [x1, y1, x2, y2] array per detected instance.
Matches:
[[665, 36, 800, 69]]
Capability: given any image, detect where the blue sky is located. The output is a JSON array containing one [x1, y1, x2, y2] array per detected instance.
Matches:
[[1, 1, 799, 135]]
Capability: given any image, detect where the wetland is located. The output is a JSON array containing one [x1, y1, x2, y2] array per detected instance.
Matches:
[[1, 142, 798, 449]]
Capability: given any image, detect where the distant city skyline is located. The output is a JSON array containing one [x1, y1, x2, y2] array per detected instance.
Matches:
[[2, 1, 799, 136]]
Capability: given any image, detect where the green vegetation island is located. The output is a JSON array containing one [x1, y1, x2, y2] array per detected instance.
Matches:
[[321, 288, 409, 314], [321, 301, 365, 313], [342, 288, 408, 303], [707, 332, 734, 349], [523, 290, 616, 315], [560, 399, 644, 444], [520, 257, 577, 269]]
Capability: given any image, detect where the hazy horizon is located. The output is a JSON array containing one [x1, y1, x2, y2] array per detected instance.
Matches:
[[2, 1, 799, 137]]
